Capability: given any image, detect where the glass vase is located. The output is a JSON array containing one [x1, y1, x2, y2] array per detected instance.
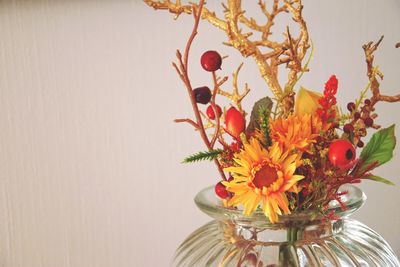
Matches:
[[173, 184, 399, 267]]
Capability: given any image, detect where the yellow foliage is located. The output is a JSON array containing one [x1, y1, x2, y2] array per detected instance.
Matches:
[[294, 87, 321, 116]]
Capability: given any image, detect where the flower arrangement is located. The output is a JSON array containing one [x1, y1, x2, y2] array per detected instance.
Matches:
[[144, 0, 400, 223]]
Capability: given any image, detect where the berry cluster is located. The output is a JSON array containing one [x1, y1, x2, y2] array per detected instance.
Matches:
[[343, 98, 376, 148]]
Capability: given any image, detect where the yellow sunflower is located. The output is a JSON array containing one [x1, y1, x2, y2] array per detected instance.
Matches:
[[223, 138, 304, 223], [269, 114, 326, 152]]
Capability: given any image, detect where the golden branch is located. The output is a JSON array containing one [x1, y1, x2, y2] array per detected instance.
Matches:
[[143, 0, 227, 30], [217, 63, 250, 113], [143, 0, 311, 116], [363, 36, 400, 105]]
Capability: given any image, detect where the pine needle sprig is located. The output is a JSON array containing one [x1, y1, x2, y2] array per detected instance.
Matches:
[[259, 106, 272, 146], [182, 149, 224, 163]]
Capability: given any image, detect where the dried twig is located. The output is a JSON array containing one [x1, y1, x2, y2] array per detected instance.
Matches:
[[363, 36, 400, 105], [218, 63, 250, 113], [166, 0, 227, 181], [174, 118, 198, 129]]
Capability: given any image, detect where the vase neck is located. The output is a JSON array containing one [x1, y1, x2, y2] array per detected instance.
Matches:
[[195, 184, 366, 228], [221, 219, 343, 243]]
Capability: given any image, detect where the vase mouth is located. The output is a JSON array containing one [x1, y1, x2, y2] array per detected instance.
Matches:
[[194, 184, 366, 227]]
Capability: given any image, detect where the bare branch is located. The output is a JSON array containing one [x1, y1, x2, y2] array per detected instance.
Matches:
[[217, 63, 250, 113], [174, 118, 199, 129], [363, 36, 400, 105], [143, 0, 227, 30], [210, 72, 222, 148]]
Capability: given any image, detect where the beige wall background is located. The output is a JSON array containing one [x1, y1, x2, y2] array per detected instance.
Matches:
[[0, 0, 399, 266]]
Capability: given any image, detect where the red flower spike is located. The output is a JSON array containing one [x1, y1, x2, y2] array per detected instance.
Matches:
[[328, 139, 356, 169], [225, 107, 245, 139], [206, 105, 222, 120], [316, 75, 339, 123], [215, 182, 231, 199], [200, 51, 222, 72]]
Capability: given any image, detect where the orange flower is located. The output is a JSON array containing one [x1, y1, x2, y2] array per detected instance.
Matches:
[[224, 138, 303, 223], [270, 114, 326, 152]]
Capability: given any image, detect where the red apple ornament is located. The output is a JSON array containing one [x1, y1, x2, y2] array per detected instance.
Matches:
[[328, 139, 356, 168]]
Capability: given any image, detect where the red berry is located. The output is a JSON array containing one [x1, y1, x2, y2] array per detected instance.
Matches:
[[343, 124, 354, 134], [364, 117, 373, 127], [206, 105, 222, 120], [215, 182, 230, 199], [328, 139, 356, 168], [357, 140, 364, 148], [364, 99, 371, 105], [354, 112, 361, 120], [193, 86, 211, 104], [200, 51, 222, 72], [225, 107, 246, 139], [347, 102, 356, 111]]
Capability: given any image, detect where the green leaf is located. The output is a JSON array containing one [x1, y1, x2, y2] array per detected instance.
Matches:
[[358, 124, 396, 172], [363, 175, 395, 186], [246, 97, 273, 144], [182, 149, 223, 163]]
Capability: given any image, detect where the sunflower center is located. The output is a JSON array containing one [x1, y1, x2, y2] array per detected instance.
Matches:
[[253, 165, 278, 189]]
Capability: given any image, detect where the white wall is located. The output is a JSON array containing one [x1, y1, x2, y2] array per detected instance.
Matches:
[[0, 1, 399, 266]]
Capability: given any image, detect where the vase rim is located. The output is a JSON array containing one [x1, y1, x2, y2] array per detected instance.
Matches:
[[194, 184, 366, 226]]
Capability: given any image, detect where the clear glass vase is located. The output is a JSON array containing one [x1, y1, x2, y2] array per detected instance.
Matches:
[[173, 184, 399, 267]]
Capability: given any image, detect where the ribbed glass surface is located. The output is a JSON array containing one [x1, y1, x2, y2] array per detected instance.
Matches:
[[173, 185, 399, 267]]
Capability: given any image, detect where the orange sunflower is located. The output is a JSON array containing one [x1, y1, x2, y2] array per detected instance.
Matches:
[[223, 138, 304, 223], [269, 114, 327, 152]]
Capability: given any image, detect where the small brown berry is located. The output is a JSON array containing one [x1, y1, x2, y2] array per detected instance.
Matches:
[[354, 112, 361, 120], [193, 86, 212, 104], [343, 124, 354, 133], [357, 140, 364, 148], [364, 99, 371, 106], [347, 102, 356, 111], [364, 117, 373, 127]]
